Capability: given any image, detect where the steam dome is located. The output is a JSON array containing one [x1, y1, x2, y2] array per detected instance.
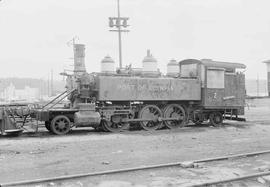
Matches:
[[142, 50, 158, 73], [101, 55, 115, 73], [167, 59, 179, 77]]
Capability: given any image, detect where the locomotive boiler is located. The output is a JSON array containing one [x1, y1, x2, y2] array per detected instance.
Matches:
[[36, 44, 246, 135]]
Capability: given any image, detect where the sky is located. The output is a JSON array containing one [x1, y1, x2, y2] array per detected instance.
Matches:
[[0, 0, 269, 80]]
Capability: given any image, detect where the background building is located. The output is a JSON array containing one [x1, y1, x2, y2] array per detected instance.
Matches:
[[0, 83, 39, 102], [263, 60, 270, 96]]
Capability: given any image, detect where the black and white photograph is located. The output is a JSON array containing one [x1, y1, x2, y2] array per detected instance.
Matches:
[[0, 0, 270, 186]]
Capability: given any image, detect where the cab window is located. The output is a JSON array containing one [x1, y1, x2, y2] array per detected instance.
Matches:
[[207, 68, 225, 89], [180, 63, 198, 78]]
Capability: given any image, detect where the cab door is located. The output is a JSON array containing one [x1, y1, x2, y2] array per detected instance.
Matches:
[[202, 67, 225, 108]]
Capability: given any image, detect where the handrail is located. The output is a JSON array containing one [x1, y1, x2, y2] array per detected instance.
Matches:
[[47, 89, 76, 110], [42, 90, 68, 109]]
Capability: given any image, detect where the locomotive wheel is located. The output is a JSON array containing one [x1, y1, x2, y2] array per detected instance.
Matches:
[[50, 115, 71, 135], [138, 105, 162, 131], [101, 121, 110, 132], [101, 119, 129, 133], [163, 104, 186, 129], [95, 124, 106, 132], [209, 112, 223, 127]]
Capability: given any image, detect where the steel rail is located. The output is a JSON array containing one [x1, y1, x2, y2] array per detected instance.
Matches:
[[190, 171, 270, 187], [1, 150, 270, 187]]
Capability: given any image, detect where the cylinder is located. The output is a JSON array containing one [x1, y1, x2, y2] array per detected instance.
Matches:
[[74, 103, 101, 127], [101, 55, 115, 73], [167, 59, 179, 77], [142, 50, 158, 73], [74, 44, 86, 75]]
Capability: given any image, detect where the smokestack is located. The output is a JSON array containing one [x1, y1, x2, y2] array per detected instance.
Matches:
[[73, 44, 86, 75], [263, 60, 270, 96]]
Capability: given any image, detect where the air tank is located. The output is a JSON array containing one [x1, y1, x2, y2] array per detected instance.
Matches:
[[101, 55, 115, 73], [142, 50, 158, 73], [166, 59, 179, 77]]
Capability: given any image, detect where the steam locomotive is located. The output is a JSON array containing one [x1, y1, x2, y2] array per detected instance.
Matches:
[[36, 44, 246, 135]]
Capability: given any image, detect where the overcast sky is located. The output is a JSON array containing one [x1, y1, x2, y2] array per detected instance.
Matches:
[[0, 0, 269, 80]]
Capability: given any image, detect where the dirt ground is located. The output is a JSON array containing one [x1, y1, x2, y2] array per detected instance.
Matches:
[[1, 98, 270, 186]]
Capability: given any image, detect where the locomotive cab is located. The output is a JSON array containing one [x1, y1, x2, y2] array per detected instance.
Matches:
[[180, 59, 246, 125]]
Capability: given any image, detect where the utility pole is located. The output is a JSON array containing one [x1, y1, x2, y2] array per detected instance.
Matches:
[[117, 0, 122, 69], [47, 73, 50, 97], [256, 73, 259, 97], [51, 69, 53, 96], [39, 78, 42, 100], [109, 0, 130, 69]]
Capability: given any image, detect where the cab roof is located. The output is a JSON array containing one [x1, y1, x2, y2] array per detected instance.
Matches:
[[179, 59, 246, 69]]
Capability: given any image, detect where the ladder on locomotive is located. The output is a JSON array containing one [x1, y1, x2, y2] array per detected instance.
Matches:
[[41, 88, 76, 110], [223, 108, 233, 120]]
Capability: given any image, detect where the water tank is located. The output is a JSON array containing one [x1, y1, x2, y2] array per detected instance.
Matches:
[[167, 59, 179, 77], [142, 50, 158, 73], [101, 55, 115, 73]]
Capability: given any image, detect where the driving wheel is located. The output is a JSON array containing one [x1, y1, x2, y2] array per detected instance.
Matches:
[[102, 115, 129, 132], [163, 104, 186, 129], [138, 105, 162, 131]]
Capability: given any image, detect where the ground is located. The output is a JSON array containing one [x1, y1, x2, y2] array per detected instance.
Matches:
[[1, 98, 270, 186]]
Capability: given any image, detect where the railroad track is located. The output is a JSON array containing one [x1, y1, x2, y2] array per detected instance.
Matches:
[[1, 150, 270, 187]]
